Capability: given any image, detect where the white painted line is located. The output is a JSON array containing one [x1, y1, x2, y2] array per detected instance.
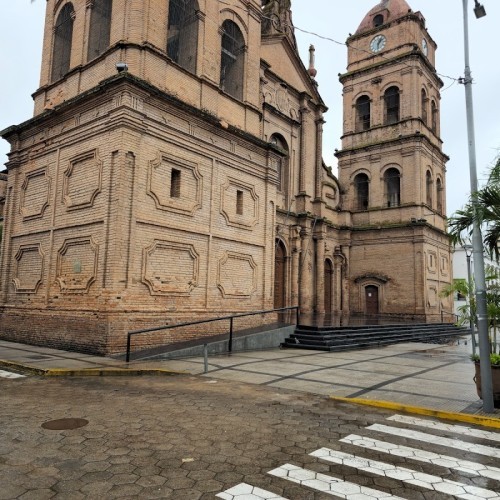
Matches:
[[367, 423, 500, 459], [0, 370, 25, 379], [268, 463, 404, 499], [341, 434, 500, 482], [387, 414, 500, 443], [216, 483, 287, 500], [311, 448, 500, 500]]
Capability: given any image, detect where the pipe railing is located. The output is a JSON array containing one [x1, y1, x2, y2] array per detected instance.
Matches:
[[126, 306, 299, 362]]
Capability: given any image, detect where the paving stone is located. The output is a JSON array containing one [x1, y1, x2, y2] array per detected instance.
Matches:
[[18, 489, 55, 500], [1, 373, 499, 500], [0, 484, 29, 500]]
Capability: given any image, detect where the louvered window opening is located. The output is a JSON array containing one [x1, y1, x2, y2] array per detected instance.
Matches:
[[220, 20, 245, 100], [88, 0, 112, 61], [52, 4, 74, 82]]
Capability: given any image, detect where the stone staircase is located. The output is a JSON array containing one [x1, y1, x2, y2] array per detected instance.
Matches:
[[281, 323, 470, 352]]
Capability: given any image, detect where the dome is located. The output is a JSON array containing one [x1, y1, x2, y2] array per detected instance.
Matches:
[[355, 0, 413, 35]]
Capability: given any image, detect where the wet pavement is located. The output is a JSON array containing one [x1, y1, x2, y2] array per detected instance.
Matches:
[[1, 338, 500, 499]]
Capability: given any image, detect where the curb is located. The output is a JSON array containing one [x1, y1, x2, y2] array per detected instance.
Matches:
[[330, 396, 500, 429], [0, 360, 187, 377]]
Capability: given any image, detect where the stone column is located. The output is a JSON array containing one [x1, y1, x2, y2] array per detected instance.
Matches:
[[333, 247, 344, 315], [291, 226, 300, 307], [333, 260, 342, 315], [299, 227, 311, 313], [298, 102, 309, 195], [315, 236, 325, 314], [315, 114, 325, 200]]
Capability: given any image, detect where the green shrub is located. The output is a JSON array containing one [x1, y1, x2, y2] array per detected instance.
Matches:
[[471, 353, 500, 365]]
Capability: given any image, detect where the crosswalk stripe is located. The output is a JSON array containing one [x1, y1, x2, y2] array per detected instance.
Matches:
[[268, 463, 404, 499], [0, 370, 25, 379], [367, 423, 500, 459], [341, 433, 500, 482], [311, 448, 500, 499], [216, 482, 287, 500], [387, 414, 500, 443]]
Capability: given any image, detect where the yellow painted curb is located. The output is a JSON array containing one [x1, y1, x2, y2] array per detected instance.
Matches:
[[0, 360, 47, 376], [330, 396, 500, 429], [0, 360, 186, 377]]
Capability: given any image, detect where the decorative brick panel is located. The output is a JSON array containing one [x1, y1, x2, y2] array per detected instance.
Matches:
[[13, 244, 45, 294], [142, 240, 199, 296], [20, 168, 50, 220], [56, 237, 98, 293], [217, 251, 257, 298], [220, 177, 259, 229], [62, 150, 102, 210], [147, 151, 202, 216]]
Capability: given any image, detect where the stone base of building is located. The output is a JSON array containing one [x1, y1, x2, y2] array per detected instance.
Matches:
[[0, 306, 280, 356]]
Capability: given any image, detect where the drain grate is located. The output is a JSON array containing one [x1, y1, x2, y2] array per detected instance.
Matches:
[[41, 418, 89, 430]]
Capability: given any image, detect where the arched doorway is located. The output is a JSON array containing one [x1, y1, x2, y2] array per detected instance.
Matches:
[[324, 260, 334, 314], [365, 285, 379, 315], [274, 240, 286, 310]]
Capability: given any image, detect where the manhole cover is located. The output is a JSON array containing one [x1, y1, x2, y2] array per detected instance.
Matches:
[[41, 418, 89, 430]]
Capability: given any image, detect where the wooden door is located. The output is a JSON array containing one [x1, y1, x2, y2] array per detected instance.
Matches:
[[274, 241, 286, 310], [365, 285, 379, 315]]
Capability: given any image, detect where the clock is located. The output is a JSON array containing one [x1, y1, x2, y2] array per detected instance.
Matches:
[[422, 38, 428, 56], [370, 34, 386, 53]]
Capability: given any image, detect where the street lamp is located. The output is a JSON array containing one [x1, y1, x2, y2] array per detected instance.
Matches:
[[473, 0, 487, 18], [463, 244, 476, 356], [460, 0, 494, 412]]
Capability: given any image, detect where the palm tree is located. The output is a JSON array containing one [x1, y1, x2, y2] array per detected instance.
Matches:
[[448, 157, 500, 261], [440, 264, 500, 353]]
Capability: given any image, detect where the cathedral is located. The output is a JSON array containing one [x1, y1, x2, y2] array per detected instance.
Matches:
[[0, 0, 453, 354]]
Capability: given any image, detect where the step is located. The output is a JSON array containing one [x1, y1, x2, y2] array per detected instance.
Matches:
[[281, 323, 469, 352], [289, 327, 468, 343]]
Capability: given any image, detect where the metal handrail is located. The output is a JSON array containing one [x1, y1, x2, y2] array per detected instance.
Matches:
[[439, 310, 460, 323], [126, 306, 299, 362]]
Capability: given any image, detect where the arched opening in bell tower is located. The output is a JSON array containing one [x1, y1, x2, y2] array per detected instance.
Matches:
[[167, 0, 199, 74], [384, 86, 400, 125], [87, 0, 113, 61], [220, 20, 245, 100], [51, 3, 75, 82]]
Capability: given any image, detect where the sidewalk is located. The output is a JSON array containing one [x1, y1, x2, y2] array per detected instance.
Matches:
[[1, 338, 499, 422]]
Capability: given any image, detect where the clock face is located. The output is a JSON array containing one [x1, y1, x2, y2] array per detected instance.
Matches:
[[370, 34, 386, 53], [422, 38, 428, 56]]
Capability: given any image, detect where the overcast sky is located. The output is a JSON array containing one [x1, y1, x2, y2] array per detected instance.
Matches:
[[1, 1, 499, 215]]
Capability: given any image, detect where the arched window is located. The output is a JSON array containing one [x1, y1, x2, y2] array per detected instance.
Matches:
[[87, 0, 112, 61], [167, 0, 199, 73], [51, 3, 75, 82], [436, 178, 443, 214], [426, 170, 433, 207], [270, 134, 289, 193], [355, 95, 371, 132], [384, 168, 400, 207], [354, 173, 369, 210], [220, 20, 245, 100], [384, 86, 400, 125], [373, 14, 384, 27], [431, 100, 438, 133], [421, 89, 428, 125]]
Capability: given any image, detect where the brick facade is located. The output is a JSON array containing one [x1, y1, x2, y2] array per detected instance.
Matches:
[[0, 0, 453, 354]]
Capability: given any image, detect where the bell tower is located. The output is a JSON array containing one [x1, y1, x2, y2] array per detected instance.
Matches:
[[336, 0, 453, 320]]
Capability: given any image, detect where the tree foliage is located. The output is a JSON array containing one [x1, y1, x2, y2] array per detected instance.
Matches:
[[447, 157, 500, 261]]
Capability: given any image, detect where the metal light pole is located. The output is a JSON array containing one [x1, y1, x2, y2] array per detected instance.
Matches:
[[460, 0, 494, 412], [463, 244, 476, 356]]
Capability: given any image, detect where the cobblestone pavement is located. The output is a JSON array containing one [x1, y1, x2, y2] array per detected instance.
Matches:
[[1, 374, 499, 499]]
